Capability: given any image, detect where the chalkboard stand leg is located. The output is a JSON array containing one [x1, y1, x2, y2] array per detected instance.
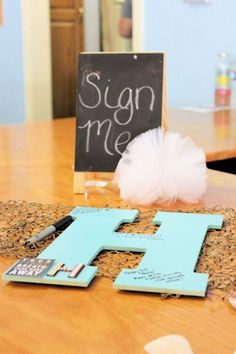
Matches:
[[73, 172, 115, 194], [73, 172, 95, 194]]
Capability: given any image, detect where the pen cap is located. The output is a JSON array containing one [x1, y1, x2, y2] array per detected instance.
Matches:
[[59, 219, 74, 231], [53, 215, 73, 230]]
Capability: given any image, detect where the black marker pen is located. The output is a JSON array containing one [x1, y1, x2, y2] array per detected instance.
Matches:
[[24, 215, 74, 246]]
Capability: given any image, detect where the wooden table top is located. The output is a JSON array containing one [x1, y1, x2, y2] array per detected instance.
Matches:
[[0, 116, 236, 354], [168, 109, 236, 162]]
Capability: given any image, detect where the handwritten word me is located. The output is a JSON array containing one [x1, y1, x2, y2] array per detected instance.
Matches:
[[78, 72, 156, 156]]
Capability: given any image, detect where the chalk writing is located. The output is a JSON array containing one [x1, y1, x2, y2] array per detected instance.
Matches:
[[78, 119, 113, 155], [78, 71, 156, 155], [79, 72, 155, 124]]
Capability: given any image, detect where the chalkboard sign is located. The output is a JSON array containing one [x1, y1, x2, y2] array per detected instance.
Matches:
[[74, 52, 166, 192]]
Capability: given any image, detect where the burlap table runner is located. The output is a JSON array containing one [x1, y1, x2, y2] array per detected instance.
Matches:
[[0, 201, 235, 298]]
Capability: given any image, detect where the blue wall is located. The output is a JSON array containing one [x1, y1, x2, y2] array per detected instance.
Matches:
[[143, 0, 236, 107], [0, 0, 25, 123]]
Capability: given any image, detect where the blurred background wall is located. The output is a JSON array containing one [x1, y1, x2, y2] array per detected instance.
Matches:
[[142, 0, 236, 107], [1, 0, 236, 123], [0, 0, 52, 124], [0, 0, 25, 123]]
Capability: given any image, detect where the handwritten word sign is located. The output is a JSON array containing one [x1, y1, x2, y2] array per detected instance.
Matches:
[[3, 208, 223, 296], [74, 53, 165, 182]]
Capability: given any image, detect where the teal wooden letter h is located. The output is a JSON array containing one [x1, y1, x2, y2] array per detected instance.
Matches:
[[39, 207, 223, 296]]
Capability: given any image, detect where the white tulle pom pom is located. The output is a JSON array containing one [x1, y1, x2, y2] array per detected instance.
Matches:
[[114, 128, 207, 206]]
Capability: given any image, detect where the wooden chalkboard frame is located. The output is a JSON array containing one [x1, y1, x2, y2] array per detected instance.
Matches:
[[73, 52, 167, 194]]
